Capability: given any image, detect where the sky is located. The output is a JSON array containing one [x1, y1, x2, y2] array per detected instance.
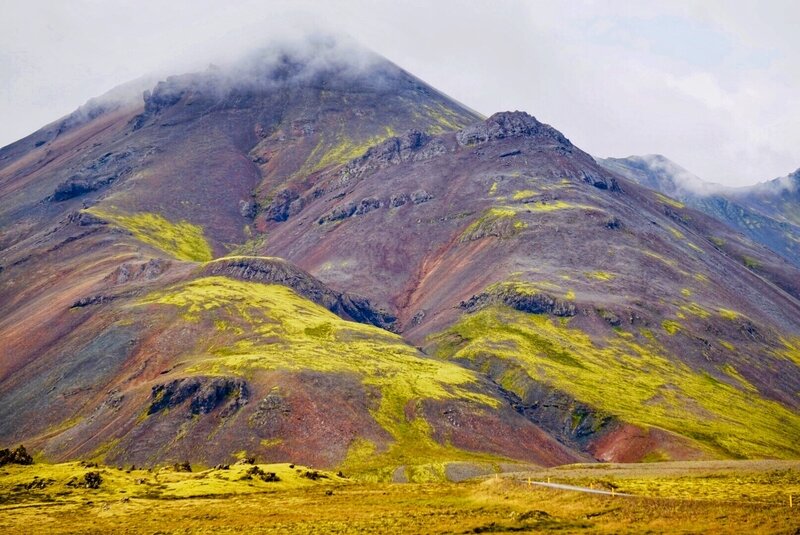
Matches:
[[1, 0, 798, 187]]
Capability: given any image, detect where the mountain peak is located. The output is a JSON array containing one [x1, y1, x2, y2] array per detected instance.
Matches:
[[456, 111, 571, 147]]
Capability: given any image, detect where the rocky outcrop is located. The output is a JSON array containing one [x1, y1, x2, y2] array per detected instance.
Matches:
[[105, 258, 168, 285], [319, 190, 431, 224], [495, 380, 614, 450], [460, 285, 577, 317], [147, 376, 249, 417], [262, 189, 302, 222], [458, 112, 619, 191], [204, 256, 336, 304], [578, 169, 618, 191], [354, 196, 382, 215], [318, 201, 357, 224], [131, 80, 187, 129], [456, 111, 572, 147], [0, 445, 34, 466], [50, 151, 136, 202], [201, 257, 396, 330], [52, 175, 116, 201], [410, 189, 433, 204], [341, 129, 446, 181]]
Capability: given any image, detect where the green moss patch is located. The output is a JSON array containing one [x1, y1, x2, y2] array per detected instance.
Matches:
[[86, 208, 213, 262], [460, 207, 526, 241], [139, 277, 503, 479], [431, 306, 800, 459]]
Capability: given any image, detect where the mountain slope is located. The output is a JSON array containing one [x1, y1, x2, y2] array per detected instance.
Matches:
[[254, 111, 800, 460], [1, 37, 799, 477], [598, 155, 800, 268]]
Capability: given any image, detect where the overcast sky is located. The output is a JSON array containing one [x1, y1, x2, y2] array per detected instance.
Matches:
[[1, 0, 798, 186]]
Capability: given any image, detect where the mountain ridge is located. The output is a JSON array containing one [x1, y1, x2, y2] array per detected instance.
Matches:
[[598, 154, 800, 268]]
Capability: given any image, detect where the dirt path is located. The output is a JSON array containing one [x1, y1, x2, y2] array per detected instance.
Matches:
[[528, 481, 632, 497]]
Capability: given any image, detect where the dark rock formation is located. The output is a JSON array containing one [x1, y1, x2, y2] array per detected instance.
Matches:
[[389, 193, 409, 208], [354, 197, 382, 215], [460, 286, 577, 317], [410, 189, 433, 204], [497, 381, 614, 450], [0, 445, 33, 466], [201, 257, 396, 330], [249, 392, 290, 429], [318, 201, 357, 224], [52, 175, 116, 201], [147, 376, 249, 417], [50, 151, 135, 202], [456, 111, 571, 147], [263, 189, 301, 221], [341, 129, 446, 181], [106, 258, 167, 285]]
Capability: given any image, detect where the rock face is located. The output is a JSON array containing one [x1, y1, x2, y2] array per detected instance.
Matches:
[[201, 256, 397, 330], [459, 285, 577, 317], [0, 445, 33, 466], [148, 376, 249, 417], [457, 111, 571, 147], [456, 112, 618, 190], [262, 189, 300, 222], [50, 150, 142, 201], [342, 129, 446, 181]]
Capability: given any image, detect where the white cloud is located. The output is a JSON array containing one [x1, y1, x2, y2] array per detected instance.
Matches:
[[0, 0, 797, 186]]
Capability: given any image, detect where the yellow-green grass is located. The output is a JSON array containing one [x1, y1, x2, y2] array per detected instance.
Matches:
[[718, 308, 741, 320], [536, 460, 800, 505], [586, 271, 616, 281], [662, 319, 682, 335], [655, 192, 685, 209], [138, 277, 503, 479], [418, 102, 473, 134], [680, 302, 711, 319], [85, 208, 213, 262], [528, 200, 584, 212], [2, 461, 798, 534], [483, 280, 574, 303], [667, 226, 686, 240], [512, 189, 537, 200], [777, 337, 800, 366], [301, 126, 398, 176], [0, 462, 342, 504], [460, 207, 526, 241], [743, 255, 761, 269], [431, 306, 800, 459], [709, 236, 726, 248]]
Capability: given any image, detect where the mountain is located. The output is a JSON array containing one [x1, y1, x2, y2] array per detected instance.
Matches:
[[2, 37, 799, 480], [598, 155, 800, 268]]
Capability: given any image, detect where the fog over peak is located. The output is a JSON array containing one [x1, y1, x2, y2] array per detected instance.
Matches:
[[2, 1, 799, 186], [598, 153, 733, 197]]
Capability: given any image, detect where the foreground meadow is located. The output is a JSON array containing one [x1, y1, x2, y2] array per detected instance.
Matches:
[[1, 460, 798, 533]]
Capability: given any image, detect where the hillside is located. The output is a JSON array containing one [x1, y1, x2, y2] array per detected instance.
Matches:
[[1, 37, 799, 480], [599, 155, 800, 268]]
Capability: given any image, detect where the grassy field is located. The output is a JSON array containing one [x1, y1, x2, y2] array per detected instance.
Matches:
[[1, 460, 799, 533]]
